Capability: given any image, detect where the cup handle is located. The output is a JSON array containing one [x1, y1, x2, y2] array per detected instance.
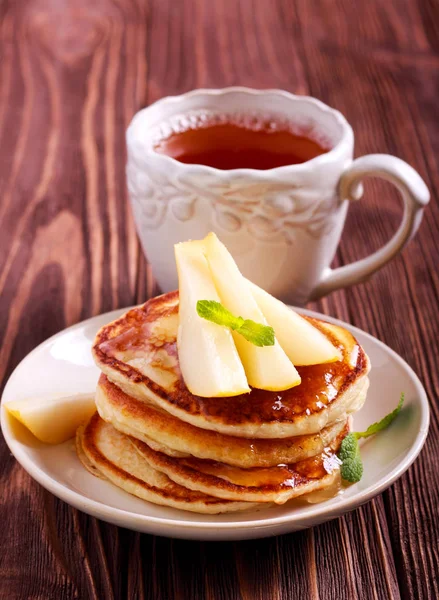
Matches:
[[309, 154, 430, 301]]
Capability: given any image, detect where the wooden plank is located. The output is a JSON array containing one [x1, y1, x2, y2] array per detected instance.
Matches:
[[299, 11, 439, 599], [0, 1, 148, 598], [0, 0, 438, 598]]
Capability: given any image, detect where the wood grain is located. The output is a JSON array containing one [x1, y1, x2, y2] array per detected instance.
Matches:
[[1, 0, 438, 598]]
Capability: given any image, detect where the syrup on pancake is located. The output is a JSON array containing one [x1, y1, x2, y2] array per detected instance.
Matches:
[[94, 293, 368, 427]]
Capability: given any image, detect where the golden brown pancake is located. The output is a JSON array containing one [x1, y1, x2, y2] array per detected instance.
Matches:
[[77, 413, 259, 514], [96, 374, 354, 468], [130, 421, 348, 504], [93, 292, 370, 438]]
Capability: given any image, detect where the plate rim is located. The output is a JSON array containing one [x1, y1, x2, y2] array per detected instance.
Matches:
[[1, 306, 430, 531]]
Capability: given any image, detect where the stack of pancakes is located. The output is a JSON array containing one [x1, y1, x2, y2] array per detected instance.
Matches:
[[77, 291, 370, 514]]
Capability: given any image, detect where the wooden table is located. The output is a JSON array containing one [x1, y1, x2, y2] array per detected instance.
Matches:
[[1, 1, 438, 598]]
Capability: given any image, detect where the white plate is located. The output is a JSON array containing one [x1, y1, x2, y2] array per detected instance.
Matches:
[[1, 308, 429, 541]]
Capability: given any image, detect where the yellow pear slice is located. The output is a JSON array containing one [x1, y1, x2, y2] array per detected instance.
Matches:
[[247, 280, 342, 365], [204, 233, 301, 391], [5, 394, 96, 444], [175, 240, 250, 397]]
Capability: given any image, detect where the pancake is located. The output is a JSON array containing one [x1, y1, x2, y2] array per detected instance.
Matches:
[[93, 292, 370, 438], [78, 413, 258, 514], [96, 374, 361, 467], [130, 421, 348, 504]]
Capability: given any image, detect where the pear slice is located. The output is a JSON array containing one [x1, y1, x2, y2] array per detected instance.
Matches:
[[5, 393, 96, 444], [204, 233, 301, 391], [247, 280, 342, 365], [175, 240, 250, 397]]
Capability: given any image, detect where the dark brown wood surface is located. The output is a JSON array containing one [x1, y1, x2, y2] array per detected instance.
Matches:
[[1, 0, 438, 598]]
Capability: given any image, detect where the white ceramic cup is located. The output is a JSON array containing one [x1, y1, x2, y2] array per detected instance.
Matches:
[[126, 88, 429, 305]]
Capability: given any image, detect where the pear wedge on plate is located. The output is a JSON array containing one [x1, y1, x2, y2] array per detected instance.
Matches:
[[248, 280, 342, 365], [5, 393, 96, 444], [175, 239, 250, 398], [204, 233, 301, 391]]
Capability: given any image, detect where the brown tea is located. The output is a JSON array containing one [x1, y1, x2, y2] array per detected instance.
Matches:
[[153, 114, 329, 170]]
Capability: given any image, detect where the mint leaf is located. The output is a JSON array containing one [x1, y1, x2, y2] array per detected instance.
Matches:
[[196, 300, 275, 347], [338, 393, 405, 484], [339, 433, 363, 483], [355, 393, 404, 440], [236, 320, 275, 347], [196, 300, 243, 330]]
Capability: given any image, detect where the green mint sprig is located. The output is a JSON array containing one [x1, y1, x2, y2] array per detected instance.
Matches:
[[196, 300, 275, 347], [339, 393, 405, 483]]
